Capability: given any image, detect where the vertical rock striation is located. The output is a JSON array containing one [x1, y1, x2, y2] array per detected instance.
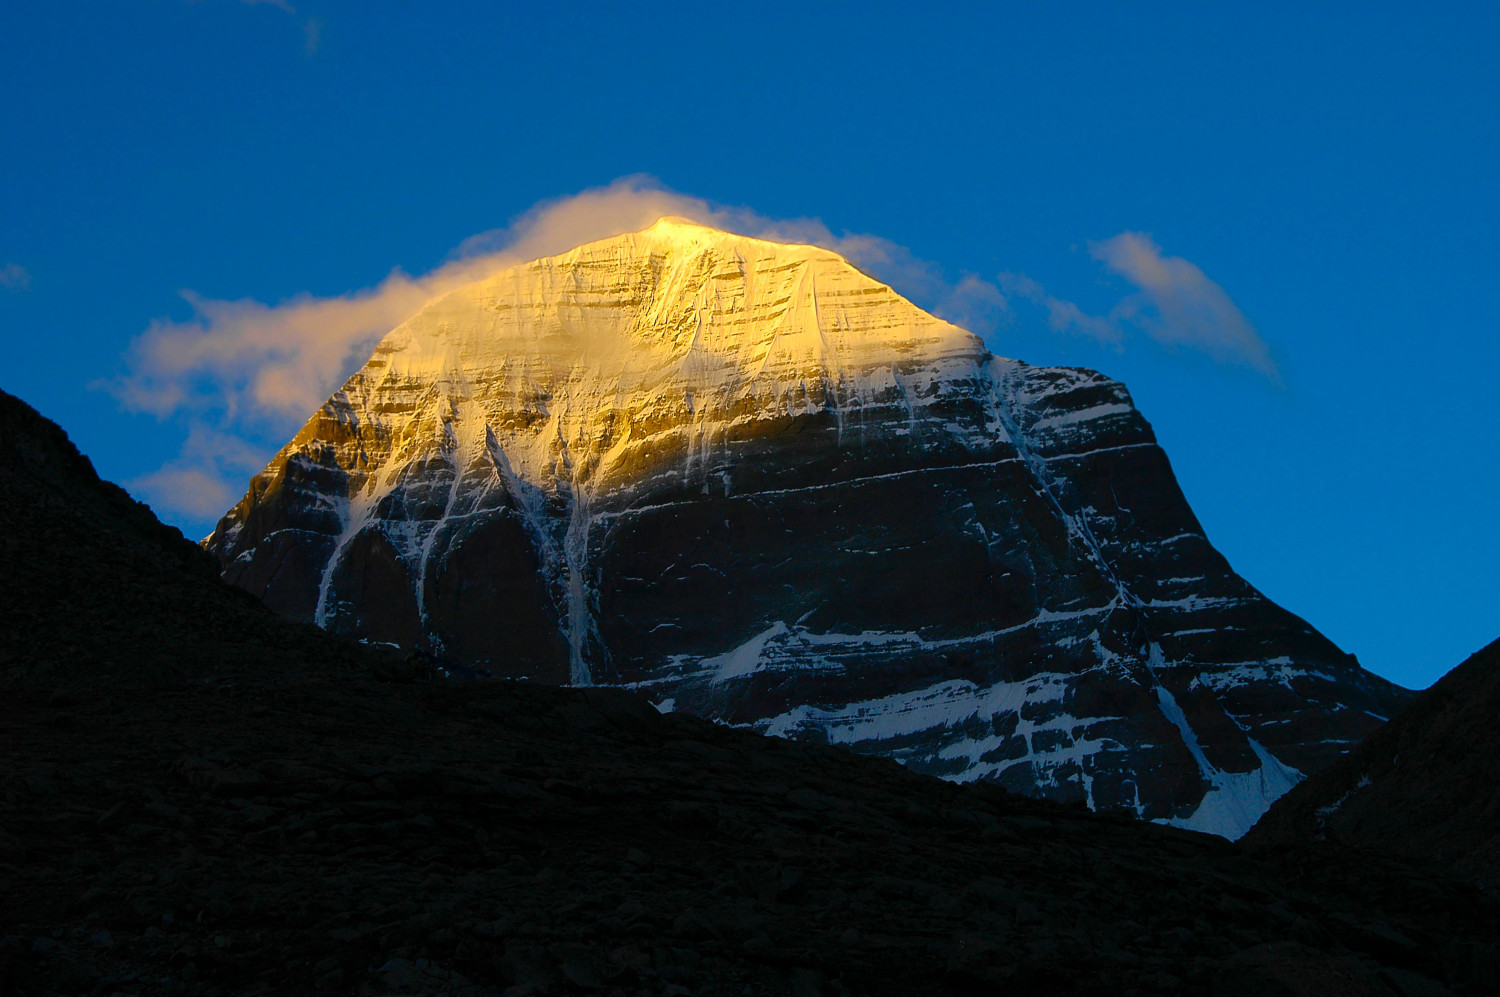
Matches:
[[205, 218, 1408, 837]]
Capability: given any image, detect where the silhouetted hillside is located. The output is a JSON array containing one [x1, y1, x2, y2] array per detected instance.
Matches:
[[0, 386, 368, 688], [1248, 636, 1500, 880], [2, 385, 1496, 996]]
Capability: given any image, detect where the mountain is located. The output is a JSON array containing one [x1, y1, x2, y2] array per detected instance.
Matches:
[[0, 387, 368, 689], [5, 385, 1498, 996], [204, 218, 1409, 838], [1246, 635, 1500, 878]]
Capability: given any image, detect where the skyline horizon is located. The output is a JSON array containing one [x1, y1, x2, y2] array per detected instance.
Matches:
[[11, 194, 1444, 697], [6, 176, 1482, 696], [4, 4, 1496, 691]]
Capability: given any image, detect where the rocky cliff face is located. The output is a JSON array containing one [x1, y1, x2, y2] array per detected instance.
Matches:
[[205, 218, 1409, 837]]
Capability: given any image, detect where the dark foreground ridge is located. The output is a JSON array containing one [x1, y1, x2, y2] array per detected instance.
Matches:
[[0, 387, 370, 688], [1248, 636, 1500, 880], [2, 385, 1497, 996]]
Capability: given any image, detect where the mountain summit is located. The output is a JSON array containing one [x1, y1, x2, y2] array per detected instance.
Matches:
[[205, 220, 1407, 837]]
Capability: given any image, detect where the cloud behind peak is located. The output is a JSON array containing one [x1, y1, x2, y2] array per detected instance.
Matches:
[[1091, 232, 1279, 382], [104, 176, 957, 521]]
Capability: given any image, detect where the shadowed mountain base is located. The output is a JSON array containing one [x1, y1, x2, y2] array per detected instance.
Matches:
[[2, 387, 1496, 996], [6, 676, 1498, 997], [1247, 636, 1500, 880]]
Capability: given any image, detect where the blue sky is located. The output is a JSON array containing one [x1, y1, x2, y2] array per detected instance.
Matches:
[[2, 2, 1496, 689]]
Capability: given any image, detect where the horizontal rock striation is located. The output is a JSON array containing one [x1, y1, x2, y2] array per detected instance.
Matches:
[[205, 219, 1409, 837]]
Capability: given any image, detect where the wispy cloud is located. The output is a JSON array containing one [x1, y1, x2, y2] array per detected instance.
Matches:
[[934, 274, 1011, 336], [999, 272, 1121, 345], [0, 263, 31, 292], [302, 17, 322, 55], [1001, 233, 1278, 382], [109, 176, 958, 428], [110, 178, 1279, 530], [191, 0, 321, 56], [127, 423, 270, 523], [1090, 232, 1278, 380]]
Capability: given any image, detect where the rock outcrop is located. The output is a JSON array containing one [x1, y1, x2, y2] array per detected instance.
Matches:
[[204, 219, 1409, 837]]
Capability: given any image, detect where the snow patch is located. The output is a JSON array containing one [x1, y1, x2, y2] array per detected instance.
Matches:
[[706, 622, 791, 683]]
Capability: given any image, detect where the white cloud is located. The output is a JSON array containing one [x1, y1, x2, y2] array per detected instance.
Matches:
[[1001, 234, 1278, 381], [128, 423, 270, 523], [109, 175, 982, 526], [110, 178, 1287, 532], [108, 176, 1290, 536], [449, 178, 949, 304], [0, 263, 31, 292], [1000, 272, 1121, 346], [1091, 232, 1278, 381], [108, 175, 963, 428], [190, 0, 320, 56], [133, 466, 238, 521], [303, 16, 322, 55], [933, 274, 1011, 336]]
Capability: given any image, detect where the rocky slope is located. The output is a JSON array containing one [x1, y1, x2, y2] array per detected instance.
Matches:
[[4, 387, 1498, 996], [204, 219, 1409, 838], [10, 667, 1500, 997], [1247, 636, 1500, 879], [0, 388, 368, 689]]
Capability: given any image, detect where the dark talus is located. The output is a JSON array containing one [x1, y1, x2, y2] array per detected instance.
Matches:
[[204, 220, 1410, 836]]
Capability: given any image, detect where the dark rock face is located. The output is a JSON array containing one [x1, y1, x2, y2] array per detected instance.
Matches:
[[202, 222, 1410, 837], [1247, 635, 1500, 878], [4, 385, 1498, 996]]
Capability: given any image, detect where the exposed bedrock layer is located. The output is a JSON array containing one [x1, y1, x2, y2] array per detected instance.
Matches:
[[206, 219, 1409, 837]]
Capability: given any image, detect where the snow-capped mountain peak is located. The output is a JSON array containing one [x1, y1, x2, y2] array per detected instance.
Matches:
[[206, 222, 1409, 839]]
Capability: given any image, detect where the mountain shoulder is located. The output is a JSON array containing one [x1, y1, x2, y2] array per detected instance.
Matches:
[[1245, 635, 1500, 879]]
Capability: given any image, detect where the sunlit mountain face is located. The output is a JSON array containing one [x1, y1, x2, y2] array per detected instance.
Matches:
[[205, 219, 1409, 838]]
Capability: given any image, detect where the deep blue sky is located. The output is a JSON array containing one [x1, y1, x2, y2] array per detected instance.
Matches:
[[3, 2, 1496, 689]]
